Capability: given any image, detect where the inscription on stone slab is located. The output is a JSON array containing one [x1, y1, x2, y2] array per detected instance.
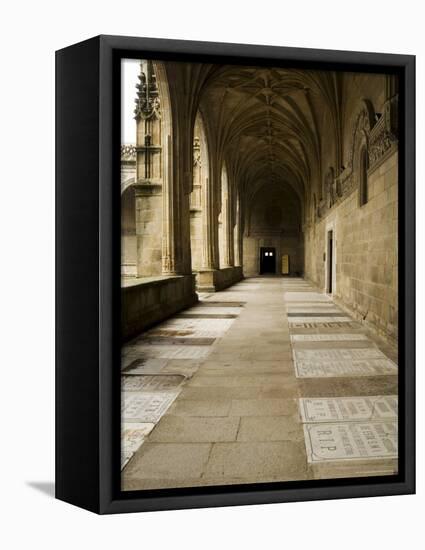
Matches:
[[291, 334, 368, 342], [122, 374, 185, 392], [289, 322, 357, 329], [121, 422, 155, 469], [294, 358, 398, 378], [303, 421, 398, 462], [294, 348, 390, 362], [299, 396, 398, 423], [122, 391, 180, 422]]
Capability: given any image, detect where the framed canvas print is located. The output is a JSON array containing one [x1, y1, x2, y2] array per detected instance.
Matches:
[[56, 35, 415, 514]]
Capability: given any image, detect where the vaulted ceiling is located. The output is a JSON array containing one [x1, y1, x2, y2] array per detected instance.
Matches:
[[197, 65, 343, 209]]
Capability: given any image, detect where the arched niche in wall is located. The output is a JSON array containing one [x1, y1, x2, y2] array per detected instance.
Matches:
[[350, 99, 375, 209], [359, 145, 369, 206]]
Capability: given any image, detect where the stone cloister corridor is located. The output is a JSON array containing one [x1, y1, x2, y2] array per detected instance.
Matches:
[[122, 277, 398, 489], [120, 59, 399, 490]]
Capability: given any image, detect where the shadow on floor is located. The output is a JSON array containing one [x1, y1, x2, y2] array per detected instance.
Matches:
[[26, 481, 55, 499]]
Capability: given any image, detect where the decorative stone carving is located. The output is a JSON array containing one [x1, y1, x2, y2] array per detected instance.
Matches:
[[121, 144, 137, 161], [314, 95, 398, 222], [193, 136, 201, 167], [368, 97, 398, 168], [134, 61, 161, 121]]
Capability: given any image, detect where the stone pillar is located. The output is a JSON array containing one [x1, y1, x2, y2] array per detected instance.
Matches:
[[202, 174, 220, 270], [190, 136, 203, 271], [221, 192, 234, 267], [234, 194, 242, 267], [135, 185, 162, 277], [134, 60, 163, 277], [161, 134, 178, 274], [220, 167, 234, 268]]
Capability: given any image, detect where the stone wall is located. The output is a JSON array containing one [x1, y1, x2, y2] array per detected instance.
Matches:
[[243, 236, 303, 277], [304, 151, 398, 341], [196, 266, 243, 292], [243, 182, 303, 277], [121, 274, 198, 341]]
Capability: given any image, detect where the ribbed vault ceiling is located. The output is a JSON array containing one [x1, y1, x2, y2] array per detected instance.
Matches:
[[198, 65, 342, 209]]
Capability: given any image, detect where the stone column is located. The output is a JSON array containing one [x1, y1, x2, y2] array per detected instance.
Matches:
[[202, 173, 220, 270], [134, 60, 163, 277], [161, 134, 178, 275], [221, 192, 234, 267], [220, 167, 234, 268], [234, 195, 242, 267]]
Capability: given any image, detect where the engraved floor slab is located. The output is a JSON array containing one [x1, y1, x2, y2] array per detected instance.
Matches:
[[122, 374, 185, 392], [303, 421, 398, 462], [122, 391, 181, 423], [121, 422, 155, 469], [291, 334, 368, 342], [294, 348, 392, 362], [294, 358, 398, 378], [289, 321, 358, 329], [299, 396, 398, 422]]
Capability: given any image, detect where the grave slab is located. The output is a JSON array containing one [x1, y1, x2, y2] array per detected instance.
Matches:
[[298, 396, 398, 422], [303, 421, 398, 462]]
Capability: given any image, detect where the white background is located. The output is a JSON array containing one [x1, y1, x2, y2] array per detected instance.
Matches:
[[0, 1, 422, 548]]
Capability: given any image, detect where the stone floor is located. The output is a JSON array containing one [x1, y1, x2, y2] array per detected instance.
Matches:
[[121, 276, 398, 491]]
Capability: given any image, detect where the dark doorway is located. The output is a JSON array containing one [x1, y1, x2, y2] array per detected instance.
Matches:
[[327, 230, 333, 293], [260, 247, 276, 274]]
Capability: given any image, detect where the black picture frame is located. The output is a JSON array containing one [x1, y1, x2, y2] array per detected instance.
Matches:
[[56, 35, 415, 514]]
